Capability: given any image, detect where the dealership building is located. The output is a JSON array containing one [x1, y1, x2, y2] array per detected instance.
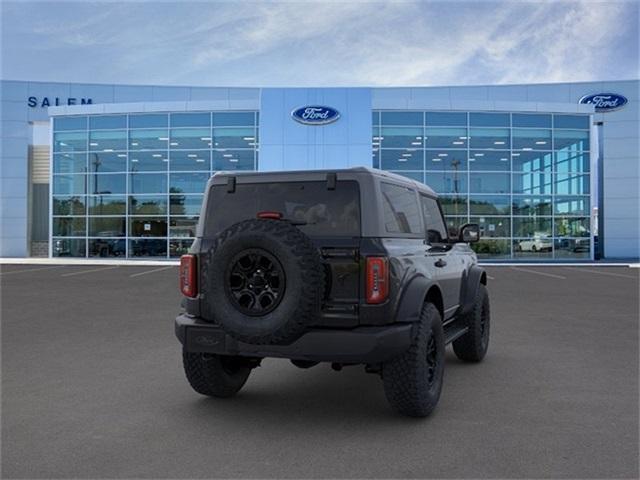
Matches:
[[0, 79, 638, 261]]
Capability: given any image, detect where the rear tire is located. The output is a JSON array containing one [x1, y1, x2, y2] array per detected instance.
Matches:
[[183, 350, 251, 398], [453, 283, 490, 362], [382, 303, 445, 417]]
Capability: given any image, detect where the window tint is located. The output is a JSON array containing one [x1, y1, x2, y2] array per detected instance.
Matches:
[[420, 195, 448, 243], [380, 182, 422, 234]]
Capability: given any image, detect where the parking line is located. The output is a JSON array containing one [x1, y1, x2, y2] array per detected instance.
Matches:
[[510, 267, 566, 279], [487, 275, 495, 280], [129, 266, 175, 277], [0, 265, 65, 275], [61, 266, 119, 277], [563, 267, 638, 279]]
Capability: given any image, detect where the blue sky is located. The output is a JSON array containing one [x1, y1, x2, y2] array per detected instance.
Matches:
[[1, 0, 638, 87]]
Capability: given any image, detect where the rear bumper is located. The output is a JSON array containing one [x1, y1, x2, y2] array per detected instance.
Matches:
[[175, 314, 413, 364]]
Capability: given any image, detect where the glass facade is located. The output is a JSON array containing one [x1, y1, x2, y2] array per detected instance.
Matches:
[[373, 111, 592, 259], [52, 111, 258, 258]]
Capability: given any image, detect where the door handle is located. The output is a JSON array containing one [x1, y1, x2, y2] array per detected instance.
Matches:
[[434, 258, 447, 268]]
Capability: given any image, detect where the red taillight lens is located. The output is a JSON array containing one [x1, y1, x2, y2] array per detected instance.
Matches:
[[257, 211, 282, 220], [179, 255, 197, 298], [366, 257, 389, 304]]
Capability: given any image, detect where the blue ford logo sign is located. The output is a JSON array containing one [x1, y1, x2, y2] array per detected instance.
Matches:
[[291, 106, 340, 125], [579, 93, 628, 112]]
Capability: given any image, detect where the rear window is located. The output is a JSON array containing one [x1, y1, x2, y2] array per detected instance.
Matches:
[[380, 182, 422, 234], [205, 180, 360, 237]]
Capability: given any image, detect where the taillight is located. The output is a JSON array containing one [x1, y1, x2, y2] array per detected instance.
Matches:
[[366, 257, 389, 304], [257, 211, 282, 220], [179, 255, 197, 298]]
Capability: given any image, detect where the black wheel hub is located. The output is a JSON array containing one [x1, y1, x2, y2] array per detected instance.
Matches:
[[226, 248, 285, 316]]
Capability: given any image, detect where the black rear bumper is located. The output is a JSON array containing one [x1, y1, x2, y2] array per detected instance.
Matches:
[[175, 314, 413, 364]]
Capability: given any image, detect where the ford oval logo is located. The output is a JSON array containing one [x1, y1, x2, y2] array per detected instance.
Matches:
[[579, 93, 628, 112], [291, 105, 340, 125]]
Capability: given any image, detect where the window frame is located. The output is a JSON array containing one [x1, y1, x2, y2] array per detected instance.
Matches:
[[419, 193, 450, 244]]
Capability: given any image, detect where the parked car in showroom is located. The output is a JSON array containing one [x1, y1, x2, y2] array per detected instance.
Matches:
[[516, 234, 553, 252]]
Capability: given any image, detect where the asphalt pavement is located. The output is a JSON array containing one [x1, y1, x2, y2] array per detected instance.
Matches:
[[1, 264, 638, 478]]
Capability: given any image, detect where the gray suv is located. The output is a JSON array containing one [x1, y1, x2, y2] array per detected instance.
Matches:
[[175, 167, 490, 417]]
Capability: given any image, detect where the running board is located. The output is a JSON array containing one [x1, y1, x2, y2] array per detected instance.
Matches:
[[444, 325, 468, 345]]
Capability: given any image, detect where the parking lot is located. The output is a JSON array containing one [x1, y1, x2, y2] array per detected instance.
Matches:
[[1, 263, 638, 479]]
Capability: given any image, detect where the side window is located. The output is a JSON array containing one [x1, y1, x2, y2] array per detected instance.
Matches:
[[420, 195, 448, 243], [381, 182, 422, 234]]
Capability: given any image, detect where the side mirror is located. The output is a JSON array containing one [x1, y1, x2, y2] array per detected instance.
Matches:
[[459, 223, 480, 243]]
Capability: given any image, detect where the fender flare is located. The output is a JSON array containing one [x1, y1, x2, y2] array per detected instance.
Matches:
[[459, 265, 487, 316], [394, 275, 442, 323]]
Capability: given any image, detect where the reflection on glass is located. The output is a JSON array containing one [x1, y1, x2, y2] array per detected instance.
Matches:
[[426, 172, 468, 194], [381, 149, 423, 170], [52, 238, 86, 257], [170, 217, 198, 237], [170, 128, 211, 149], [88, 195, 126, 215], [89, 130, 127, 151], [129, 217, 168, 237], [512, 151, 552, 172], [555, 196, 589, 215], [89, 115, 126, 130], [513, 217, 552, 237], [129, 173, 167, 194], [469, 112, 509, 127], [53, 196, 86, 215], [469, 195, 510, 215], [424, 127, 467, 148], [129, 239, 167, 257], [555, 217, 590, 237], [129, 151, 168, 171], [469, 173, 509, 193], [129, 114, 168, 128], [555, 174, 589, 195], [54, 117, 87, 131], [170, 239, 194, 257], [555, 152, 589, 173], [439, 196, 468, 215], [468, 151, 510, 171], [54, 132, 87, 152], [89, 217, 126, 237], [212, 112, 255, 126], [89, 152, 126, 173], [169, 172, 209, 194], [512, 128, 551, 150], [554, 115, 589, 129], [129, 129, 169, 150], [53, 153, 87, 174], [53, 175, 86, 195], [470, 216, 510, 237], [213, 127, 256, 148], [129, 195, 168, 215], [513, 238, 553, 256], [425, 112, 466, 126], [469, 128, 510, 149], [89, 239, 126, 257], [554, 238, 590, 258], [512, 196, 552, 216], [171, 150, 210, 171], [380, 127, 423, 149], [471, 239, 511, 259], [425, 150, 466, 170], [170, 195, 203, 216], [512, 113, 551, 128], [513, 172, 552, 194], [170, 113, 210, 128], [212, 150, 254, 170], [554, 130, 589, 151], [53, 217, 85, 236], [89, 174, 126, 195], [380, 111, 423, 125]]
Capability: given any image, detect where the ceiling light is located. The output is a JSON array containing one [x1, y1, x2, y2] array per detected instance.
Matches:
[[535, 141, 547, 144], [452, 141, 464, 145], [89, 142, 98, 146], [196, 159, 205, 163], [162, 158, 169, 162], [402, 153, 412, 157], [494, 141, 505, 145], [500, 158, 509, 161], [103, 149, 114, 152], [243, 137, 255, 141], [200, 137, 212, 141], [522, 147, 533, 151], [512, 153, 520, 157], [415, 136, 422, 140], [117, 154, 127, 158], [474, 153, 484, 157], [223, 154, 233, 158], [158, 137, 169, 141], [170, 142, 178, 146], [229, 159, 238, 163], [188, 154, 197, 158], [438, 153, 448, 157], [131, 159, 138, 163], [411, 141, 422, 145], [372, 136, 382, 141], [431, 158, 441, 162], [152, 154, 162, 158], [131, 142, 138, 146], [398, 158, 407, 162], [459, 136, 468, 140], [468, 158, 475, 162]]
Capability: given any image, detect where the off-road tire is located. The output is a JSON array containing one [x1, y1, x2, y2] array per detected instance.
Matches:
[[453, 283, 490, 362], [183, 350, 251, 398], [382, 303, 445, 417], [201, 218, 324, 345]]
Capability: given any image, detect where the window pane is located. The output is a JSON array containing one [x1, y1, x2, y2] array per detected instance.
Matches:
[[380, 127, 423, 149], [89, 239, 126, 257], [555, 196, 590, 215], [170, 195, 203, 215], [89, 115, 126, 130], [554, 115, 589, 129], [512, 151, 553, 172], [213, 127, 256, 148], [89, 152, 127, 172], [513, 172, 552, 194], [212, 112, 255, 126], [425, 150, 466, 170], [89, 174, 126, 195], [424, 127, 467, 148], [469, 173, 510, 193], [170, 172, 209, 194], [554, 238, 590, 258], [554, 130, 589, 151], [130, 173, 167, 194], [439, 196, 468, 215], [129, 239, 167, 257], [512, 196, 552, 216], [555, 174, 590, 195], [129, 151, 168, 171], [555, 152, 589, 173], [469, 128, 510, 149], [130, 217, 168, 237], [512, 113, 551, 128], [212, 150, 254, 171], [129, 114, 168, 128], [53, 153, 87, 174], [555, 217, 590, 237], [88, 195, 126, 215], [381, 149, 423, 170], [129, 195, 167, 215], [171, 150, 210, 171], [54, 131, 87, 152], [54, 116, 87, 131], [53, 217, 86, 236], [89, 217, 126, 237], [469, 195, 510, 215], [170, 113, 210, 127], [512, 128, 551, 150], [380, 182, 422, 234], [170, 128, 211, 149], [129, 129, 169, 150], [470, 216, 510, 237], [52, 238, 86, 257], [469, 112, 509, 127], [514, 237, 553, 256], [425, 112, 466, 126], [170, 239, 194, 257], [89, 130, 127, 151], [513, 217, 552, 237], [381, 111, 423, 125], [420, 195, 448, 242], [170, 217, 198, 237], [391, 171, 424, 183], [426, 172, 468, 194], [53, 196, 86, 215], [53, 175, 86, 195], [468, 151, 510, 171], [471, 239, 511, 259]]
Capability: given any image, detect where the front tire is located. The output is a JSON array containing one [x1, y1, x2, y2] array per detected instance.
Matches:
[[183, 350, 252, 398], [453, 283, 490, 362], [382, 303, 445, 417]]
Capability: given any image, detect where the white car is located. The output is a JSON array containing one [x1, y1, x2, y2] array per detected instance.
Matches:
[[517, 236, 552, 252]]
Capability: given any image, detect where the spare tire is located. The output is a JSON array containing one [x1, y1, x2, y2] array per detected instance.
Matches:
[[201, 218, 324, 345]]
